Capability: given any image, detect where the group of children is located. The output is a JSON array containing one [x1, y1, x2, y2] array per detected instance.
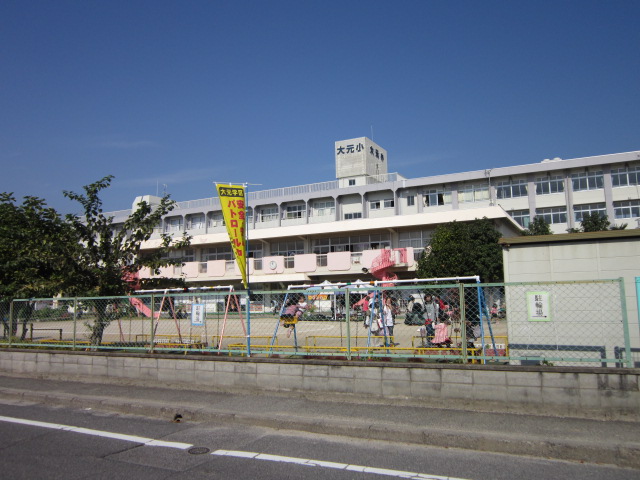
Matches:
[[279, 291, 470, 348]]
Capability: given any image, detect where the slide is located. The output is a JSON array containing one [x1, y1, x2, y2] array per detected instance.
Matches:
[[130, 297, 160, 319]]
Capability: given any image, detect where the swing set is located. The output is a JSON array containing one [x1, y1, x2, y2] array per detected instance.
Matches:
[[130, 286, 246, 349]]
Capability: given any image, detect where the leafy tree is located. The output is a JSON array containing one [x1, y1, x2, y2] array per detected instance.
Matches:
[[0, 194, 79, 339], [580, 212, 611, 232], [567, 213, 627, 233], [63, 176, 191, 344], [417, 218, 504, 282], [522, 217, 552, 236]]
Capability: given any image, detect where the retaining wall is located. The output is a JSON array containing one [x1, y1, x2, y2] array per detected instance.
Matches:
[[1, 349, 639, 421]]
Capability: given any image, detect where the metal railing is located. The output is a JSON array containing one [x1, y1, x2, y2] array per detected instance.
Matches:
[[1, 279, 634, 367]]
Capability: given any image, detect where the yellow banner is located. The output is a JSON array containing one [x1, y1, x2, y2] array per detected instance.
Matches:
[[216, 184, 247, 288]]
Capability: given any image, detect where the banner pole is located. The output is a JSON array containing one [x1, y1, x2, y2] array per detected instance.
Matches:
[[214, 181, 253, 357], [244, 184, 251, 357]]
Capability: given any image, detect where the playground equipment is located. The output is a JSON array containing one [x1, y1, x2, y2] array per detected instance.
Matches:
[[132, 286, 246, 349], [372, 276, 499, 364], [269, 281, 373, 352]]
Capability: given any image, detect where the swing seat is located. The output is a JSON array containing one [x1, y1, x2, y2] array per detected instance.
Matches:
[[280, 315, 298, 328], [280, 315, 298, 327]]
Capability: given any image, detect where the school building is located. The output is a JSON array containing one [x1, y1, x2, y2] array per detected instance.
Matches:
[[105, 138, 640, 289]]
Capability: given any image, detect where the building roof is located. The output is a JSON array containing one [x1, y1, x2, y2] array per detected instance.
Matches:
[[499, 228, 640, 246]]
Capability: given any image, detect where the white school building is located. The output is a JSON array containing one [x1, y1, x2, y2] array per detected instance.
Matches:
[[106, 138, 640, 288]]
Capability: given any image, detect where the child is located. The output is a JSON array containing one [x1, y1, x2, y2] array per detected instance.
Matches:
[[281, 295, 308, 338]]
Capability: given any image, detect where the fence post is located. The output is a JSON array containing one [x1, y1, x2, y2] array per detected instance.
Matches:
[[72, 298, 78, 350], [619, 278, 633, 368], [150, 294, 155, 354], [345, 288, 351, 361], [8, 301, 14, 347], [459, 283, 467, 363], [246, 290, 251, 358]]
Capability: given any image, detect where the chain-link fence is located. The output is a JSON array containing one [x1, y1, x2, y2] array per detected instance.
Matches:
[[1, 280, 634, 367]]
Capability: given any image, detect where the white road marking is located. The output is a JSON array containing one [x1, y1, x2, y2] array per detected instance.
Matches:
[[1, 415, 469, 478], [212, 449, 469, 479], [0, 415, 192, 450]]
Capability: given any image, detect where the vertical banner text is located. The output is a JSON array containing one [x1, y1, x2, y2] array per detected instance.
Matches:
[[216, 184, 248, 287]]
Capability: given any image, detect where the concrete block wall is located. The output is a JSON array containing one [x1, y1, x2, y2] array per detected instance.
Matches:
[[1, 349, 638, 420]]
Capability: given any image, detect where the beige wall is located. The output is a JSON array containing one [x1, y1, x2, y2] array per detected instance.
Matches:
[[502, 234, 640, 349]]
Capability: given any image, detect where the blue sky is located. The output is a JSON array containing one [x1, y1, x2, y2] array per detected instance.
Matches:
[[1, 0, 638, 214]]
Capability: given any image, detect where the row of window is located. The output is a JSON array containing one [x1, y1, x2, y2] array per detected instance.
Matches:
[[163, 232, 416, 262], [159, 165, 640, 231], [509, 200, 640, 227]]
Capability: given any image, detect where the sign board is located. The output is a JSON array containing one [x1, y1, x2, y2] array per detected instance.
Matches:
[[526, 292, 551, 321], [191, 303, 205, 326]]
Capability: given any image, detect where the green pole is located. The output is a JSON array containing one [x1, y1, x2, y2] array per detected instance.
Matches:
[[459, 284, 467, 363], [72, 298, 78, 350], [619, 278, 632, 368], [8, 301, 14, 347], [150, 294, 155, 353]]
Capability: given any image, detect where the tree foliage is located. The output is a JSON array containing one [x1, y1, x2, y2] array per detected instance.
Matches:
[[0, 194, 80, 339], [1, 176, 191, 344], [63, 176, 191, 297], [579, 212, 611, 232], [567, 213, 627, 233], [63, 176, 191, 344], [416, 218, 504, 282], [522, 217, 552, 236], [0, 193, 78, 301]]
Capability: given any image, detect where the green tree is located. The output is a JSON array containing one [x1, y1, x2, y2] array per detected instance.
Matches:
[[63, 176, 192, 344], [0, 194, 80, 339], [580, 212, 611, 232], [522, 217, 552, 236], [417, 218, 504, 282], [568, 213, 627, 233]]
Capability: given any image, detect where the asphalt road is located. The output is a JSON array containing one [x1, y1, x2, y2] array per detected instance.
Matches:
[[0, 399, 638, 480]]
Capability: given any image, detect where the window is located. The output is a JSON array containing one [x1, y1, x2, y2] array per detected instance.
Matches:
[[348, 179, 356, 186], [259, 207, 278, 222], [535, 176, 564, 195], [188, 214, 205, 229], [424, 188, 451, 206], [496, 180, 527, 199], [312, 233, 391, 254], [370, 198, 394, 210], [406, 195, 415, 206], [573, 203, 606, 222], [571, 171, 604, 191], [535, 207, 567, 225], [398, 230, 430, 249], [202, 246, 233, 261], [614, 200, 640, 219], [458, 184, 489, 203], [611, 166, 640, 187], [164, 217, 183, 232], [271, 240, 303, 257], [247, 242, 263, 259], [508, 209, 530, 228], [208, 213, 224, 227], [285, 204, 306, 219], [344, 212, 362, 220], [314, 200, 335, 216]]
